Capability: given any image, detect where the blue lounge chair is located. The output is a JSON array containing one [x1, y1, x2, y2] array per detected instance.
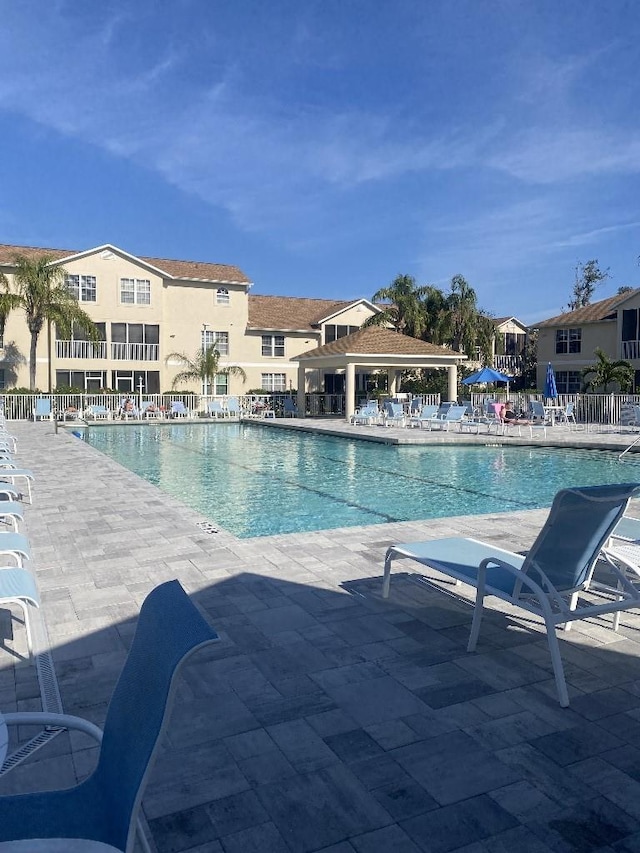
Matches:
[[206, 400, 228, 419], [427, 405, 468, 431], [0, 530, 31, 566], [170, 401, 189, 418], [383, 483, 640, 707], [0, 567, 40, 659], [351, 402, 380, 425], [226, 396, 242, 418], [86, 404, 111, 420], [32, 398, 52, 422], [0, 500, 24, 532], [283, 398, 298, 417], [0, 580, 219, 853], [409, 404, 439, 429], [383, 402, 405, 427], [140, 401, 161, 419], [0, 469, 34, 504]]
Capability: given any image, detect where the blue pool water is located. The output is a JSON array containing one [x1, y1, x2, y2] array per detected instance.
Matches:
[[84, 423, 640, 538]]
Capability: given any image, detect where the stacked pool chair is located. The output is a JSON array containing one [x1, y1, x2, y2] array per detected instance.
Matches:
[[0, 410, 40, 659]]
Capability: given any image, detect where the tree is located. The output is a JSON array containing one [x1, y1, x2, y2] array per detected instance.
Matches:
[[618, 286, 634, 294], [364, 274, 431, 338], [581, 347, 633, 393], [567, 260, 609, 310], [11, 254, 99, 391], [443, 274, 494, 361], [166, 345, 246, 393]]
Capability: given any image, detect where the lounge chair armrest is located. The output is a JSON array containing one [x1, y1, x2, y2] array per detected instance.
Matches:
[[478, 555, 566, 613], [3, 712, 104, 743]]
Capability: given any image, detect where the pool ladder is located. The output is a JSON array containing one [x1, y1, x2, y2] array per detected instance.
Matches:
[[619, 433, 640, 460]]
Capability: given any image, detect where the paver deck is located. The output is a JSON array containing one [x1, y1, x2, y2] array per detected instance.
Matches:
[[2, 419, 640, 852]]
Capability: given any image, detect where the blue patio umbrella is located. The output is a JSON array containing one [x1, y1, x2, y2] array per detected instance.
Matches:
[[544, 362, 558, 400], [462, 366, 513, 386]]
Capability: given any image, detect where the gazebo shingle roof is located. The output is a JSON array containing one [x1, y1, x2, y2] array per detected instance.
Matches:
[[0, 243, 250, 285], [297, 326, 462, 358]]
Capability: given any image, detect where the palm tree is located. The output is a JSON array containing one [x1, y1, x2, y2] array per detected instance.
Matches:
[[581, 347, 634, 392], [444, 274, 494, 361], [0, 272, 21, 349], [11, 254, 99, 390], [166, 345, 246, 393], [364, 274, 431, 338]]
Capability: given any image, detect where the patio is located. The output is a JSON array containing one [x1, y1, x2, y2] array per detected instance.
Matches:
[[3, 421, 640, 851]]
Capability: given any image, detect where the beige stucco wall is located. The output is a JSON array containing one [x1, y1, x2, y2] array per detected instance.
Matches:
[[0, 252, 378, 394], [537, 320, 619, 389]]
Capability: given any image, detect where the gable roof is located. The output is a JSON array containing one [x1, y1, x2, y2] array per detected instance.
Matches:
[[296, 326, 464, 359], [247, 295, 376, 332], [0, 242, 251, 285], [536, 289, 640, 327]]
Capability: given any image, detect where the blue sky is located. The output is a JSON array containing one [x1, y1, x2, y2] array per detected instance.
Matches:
[[1, 0, 639, 324]]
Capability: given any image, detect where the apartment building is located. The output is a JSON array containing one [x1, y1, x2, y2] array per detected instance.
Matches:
[[0, 243, 379, 395], [536, 288, 640, 392]]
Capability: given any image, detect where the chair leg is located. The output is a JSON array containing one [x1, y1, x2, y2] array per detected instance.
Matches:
[[467, 573, 487, 651], [382, 553, 393, 599], [544, 618, 570, 707]]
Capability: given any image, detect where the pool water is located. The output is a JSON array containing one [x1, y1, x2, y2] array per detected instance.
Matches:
[[84, 423, 640, 538]]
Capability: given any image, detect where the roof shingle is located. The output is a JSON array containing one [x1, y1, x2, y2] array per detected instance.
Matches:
[[247, 295, 363, 331], [536, 289, 640, 327], [297, 326, 463, 358], [0, 243, 250, 285]]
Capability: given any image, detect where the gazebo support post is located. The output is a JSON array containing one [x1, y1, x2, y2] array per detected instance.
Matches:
[[387, 369, 398, 397], [297, 364, 306, 418], [345, 362, 356, 423], [447, 365, 458, 402]]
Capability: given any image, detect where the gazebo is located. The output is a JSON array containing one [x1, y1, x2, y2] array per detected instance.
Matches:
[[292, 326, 467, 421]]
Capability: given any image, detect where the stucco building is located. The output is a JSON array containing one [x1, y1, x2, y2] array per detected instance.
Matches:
[[535, 288, 640, 392], [0, 242, 382, 396]]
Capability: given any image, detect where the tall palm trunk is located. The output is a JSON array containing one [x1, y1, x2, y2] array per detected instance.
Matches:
[[29, 330, 38, 391]]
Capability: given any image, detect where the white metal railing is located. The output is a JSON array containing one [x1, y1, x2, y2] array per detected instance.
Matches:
[[56, 341, 107, 359], [621, 341, 640, 360], [110, 343, 159, 361]]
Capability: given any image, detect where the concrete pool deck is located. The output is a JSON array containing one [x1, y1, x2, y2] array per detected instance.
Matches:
[[3, 419, 640, 851]]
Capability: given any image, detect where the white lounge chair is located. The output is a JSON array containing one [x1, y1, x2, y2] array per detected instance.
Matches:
[[427, 405, 467, 431]]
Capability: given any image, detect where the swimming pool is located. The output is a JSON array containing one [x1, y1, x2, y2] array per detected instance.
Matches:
[[83, 423, 640, 538]]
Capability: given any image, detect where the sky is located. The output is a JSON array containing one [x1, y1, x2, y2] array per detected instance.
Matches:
[[1, 0, 639, 325]]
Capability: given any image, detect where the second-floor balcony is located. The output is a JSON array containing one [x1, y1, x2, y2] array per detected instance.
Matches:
[[494, 354, 523, 373], [56, 340, 107, 359], [111, 342, 159, 361], [56, 341, 159, 361], [622, 340, 640, 360]]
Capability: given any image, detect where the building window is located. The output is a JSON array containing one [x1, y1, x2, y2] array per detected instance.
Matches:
[[262, 335, 285, 357], [555, 328, 581, 354], [120, 278, 151, 305], [110, 370, 160, 394], [111, 324, 159, 360], [215, 374, 228, 395], [555, 370, 582, 394], [325, 325, 360, 343], [55, 370, 108, 392], [216, 288, 230, 305], [65, 274, 97, 302], [0, 369, 5, 389], [203, 330, 229, 355], [261, 373, 286, 391]]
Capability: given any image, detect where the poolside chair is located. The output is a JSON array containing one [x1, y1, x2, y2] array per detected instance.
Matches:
[[556, 401, 577, 428], [0, 580, 219, 853], [350, 402, 380, 426], [0, 469, 35, 504], [409, 398, 422, 419], [383, 401, 406, 428], [0, 530, 31, 566], [0, 500, 24, 532], [0, 567, 40, 659], [206, 400, 228, 419], [226, 397, 242, 418], [409, 404, 439, 429], [85, 404, 111, 420], [383, 483, 640, 707], [528, 400, 550, 425], [170, 401, 189, 418], [427, 405, 467, 431], [118, 398, 138, 420], [283, 398, 298, 417], [32, 398, 52, 422], [140, 401, 161, 419]]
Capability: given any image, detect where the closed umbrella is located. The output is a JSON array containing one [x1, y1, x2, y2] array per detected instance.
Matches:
[[544, 363, 558, 401]]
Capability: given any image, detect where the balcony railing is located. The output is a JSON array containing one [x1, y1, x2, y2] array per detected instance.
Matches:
[[622, 341, 640, 360], [493, 354, 523, 373], [56, 340, 107, 359], [111, 343, 159, 361]]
